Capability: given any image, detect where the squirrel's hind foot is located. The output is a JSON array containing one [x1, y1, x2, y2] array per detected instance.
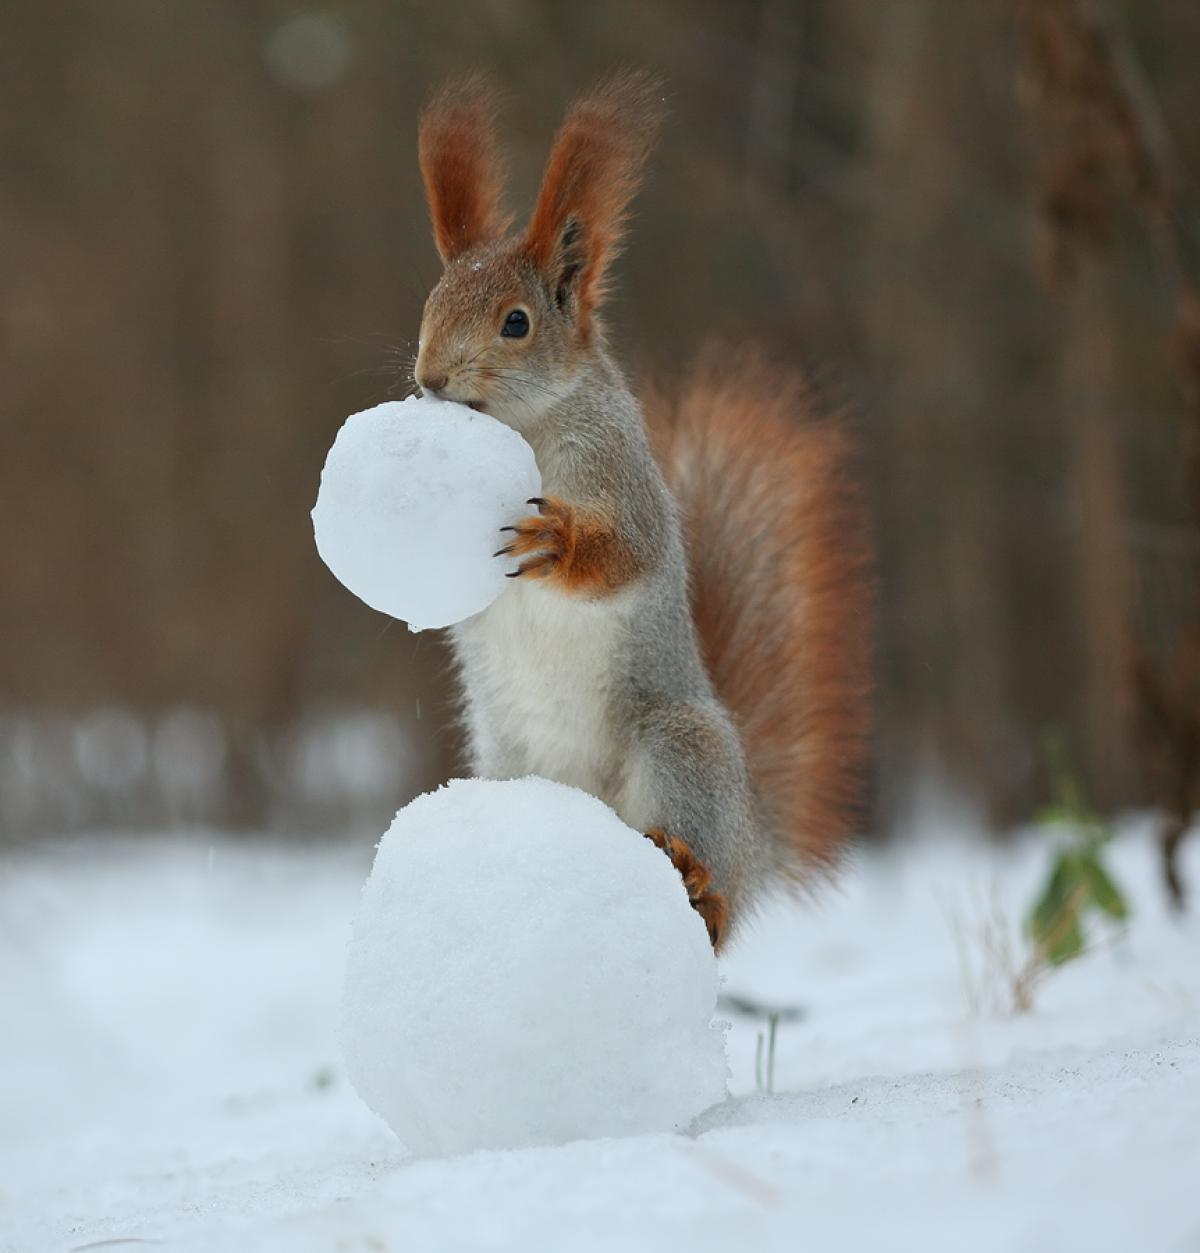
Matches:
[[644, 827, 729, 950]]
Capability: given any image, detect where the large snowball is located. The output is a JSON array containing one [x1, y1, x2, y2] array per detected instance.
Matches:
[[311, 397, 541, 631], [342, 776, 728, 1156]]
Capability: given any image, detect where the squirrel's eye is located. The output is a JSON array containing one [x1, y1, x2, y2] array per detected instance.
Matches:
[[501, 309, 530, 339]]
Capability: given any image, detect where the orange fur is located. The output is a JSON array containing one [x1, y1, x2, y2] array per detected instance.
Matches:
[[644, 827, 730, 948], [649, 351, 873, 882], [418, 76, 510, 263], [523, 71, 663, 340], [500, 496, 641, 593]]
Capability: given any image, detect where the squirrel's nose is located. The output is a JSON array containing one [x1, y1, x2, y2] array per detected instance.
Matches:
[[417, 372, 448, 399]]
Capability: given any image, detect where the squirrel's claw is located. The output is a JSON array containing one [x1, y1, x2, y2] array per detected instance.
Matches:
[[506, 553, 559, 580], [644, 827, 729, 949], [497, 496, 575, 580]]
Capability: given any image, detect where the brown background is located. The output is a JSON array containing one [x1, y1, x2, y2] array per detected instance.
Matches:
[[2, 0, 1197, 839]]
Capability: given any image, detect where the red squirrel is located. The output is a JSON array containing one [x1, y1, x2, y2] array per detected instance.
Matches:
[[412, 72, 871, 948]]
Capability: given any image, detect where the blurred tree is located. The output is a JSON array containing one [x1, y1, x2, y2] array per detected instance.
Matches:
[[1, 0, 1197, 837]]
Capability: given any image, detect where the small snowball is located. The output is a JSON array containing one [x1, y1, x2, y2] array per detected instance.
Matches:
[[342, 777, 729, 1157], [312, 397, 541, 631]]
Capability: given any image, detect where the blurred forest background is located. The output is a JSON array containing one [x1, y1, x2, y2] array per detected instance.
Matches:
[[2, 0, 1198, 855]]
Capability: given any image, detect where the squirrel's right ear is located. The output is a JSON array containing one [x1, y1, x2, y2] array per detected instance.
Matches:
[[418, 76, 510, 264]]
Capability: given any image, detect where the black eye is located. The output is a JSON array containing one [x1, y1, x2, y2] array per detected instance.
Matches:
[[501, 309, 529, 339]]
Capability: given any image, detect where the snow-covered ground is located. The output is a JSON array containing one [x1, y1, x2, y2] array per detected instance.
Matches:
[[2, 820, 1198, 1252]]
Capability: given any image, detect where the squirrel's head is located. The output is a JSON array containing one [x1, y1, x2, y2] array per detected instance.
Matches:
[[413, 73, 662, 432]]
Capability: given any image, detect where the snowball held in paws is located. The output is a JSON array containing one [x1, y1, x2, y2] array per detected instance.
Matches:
[[311, 396, 541, 631], [341, 776, 728, 1156]]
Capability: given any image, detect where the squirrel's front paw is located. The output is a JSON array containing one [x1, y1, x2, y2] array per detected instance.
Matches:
[[645, 827, 729, 950], [494, 496, 576, 581]]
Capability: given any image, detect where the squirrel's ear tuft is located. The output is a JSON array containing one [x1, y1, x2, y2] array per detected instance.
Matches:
[[524, 70, 664, 338], [419, 75, 511, 264]]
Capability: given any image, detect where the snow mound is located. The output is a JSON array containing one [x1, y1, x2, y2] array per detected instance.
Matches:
[[341, 776, 728, 1156], [311, 397, 541, 631]]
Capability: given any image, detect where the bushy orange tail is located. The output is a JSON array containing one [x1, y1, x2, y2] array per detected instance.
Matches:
[[649, 350, 872, 883]]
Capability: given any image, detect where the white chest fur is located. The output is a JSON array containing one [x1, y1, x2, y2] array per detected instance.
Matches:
[[452, 579, 631, 798]]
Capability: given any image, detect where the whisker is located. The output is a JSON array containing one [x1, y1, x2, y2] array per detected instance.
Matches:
[[487, 376, 544, 423], [463, 364, 560, 398]]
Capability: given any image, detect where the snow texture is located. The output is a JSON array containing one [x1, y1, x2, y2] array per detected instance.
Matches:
[[3, 819, 1198, 1252], [311, 397, 541, 631], [342, 776, 729, 1155]]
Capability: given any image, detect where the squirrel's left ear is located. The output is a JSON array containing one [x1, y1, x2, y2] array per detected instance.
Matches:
[[523, 71, 663, 339], [419, 76, 511, 264]]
